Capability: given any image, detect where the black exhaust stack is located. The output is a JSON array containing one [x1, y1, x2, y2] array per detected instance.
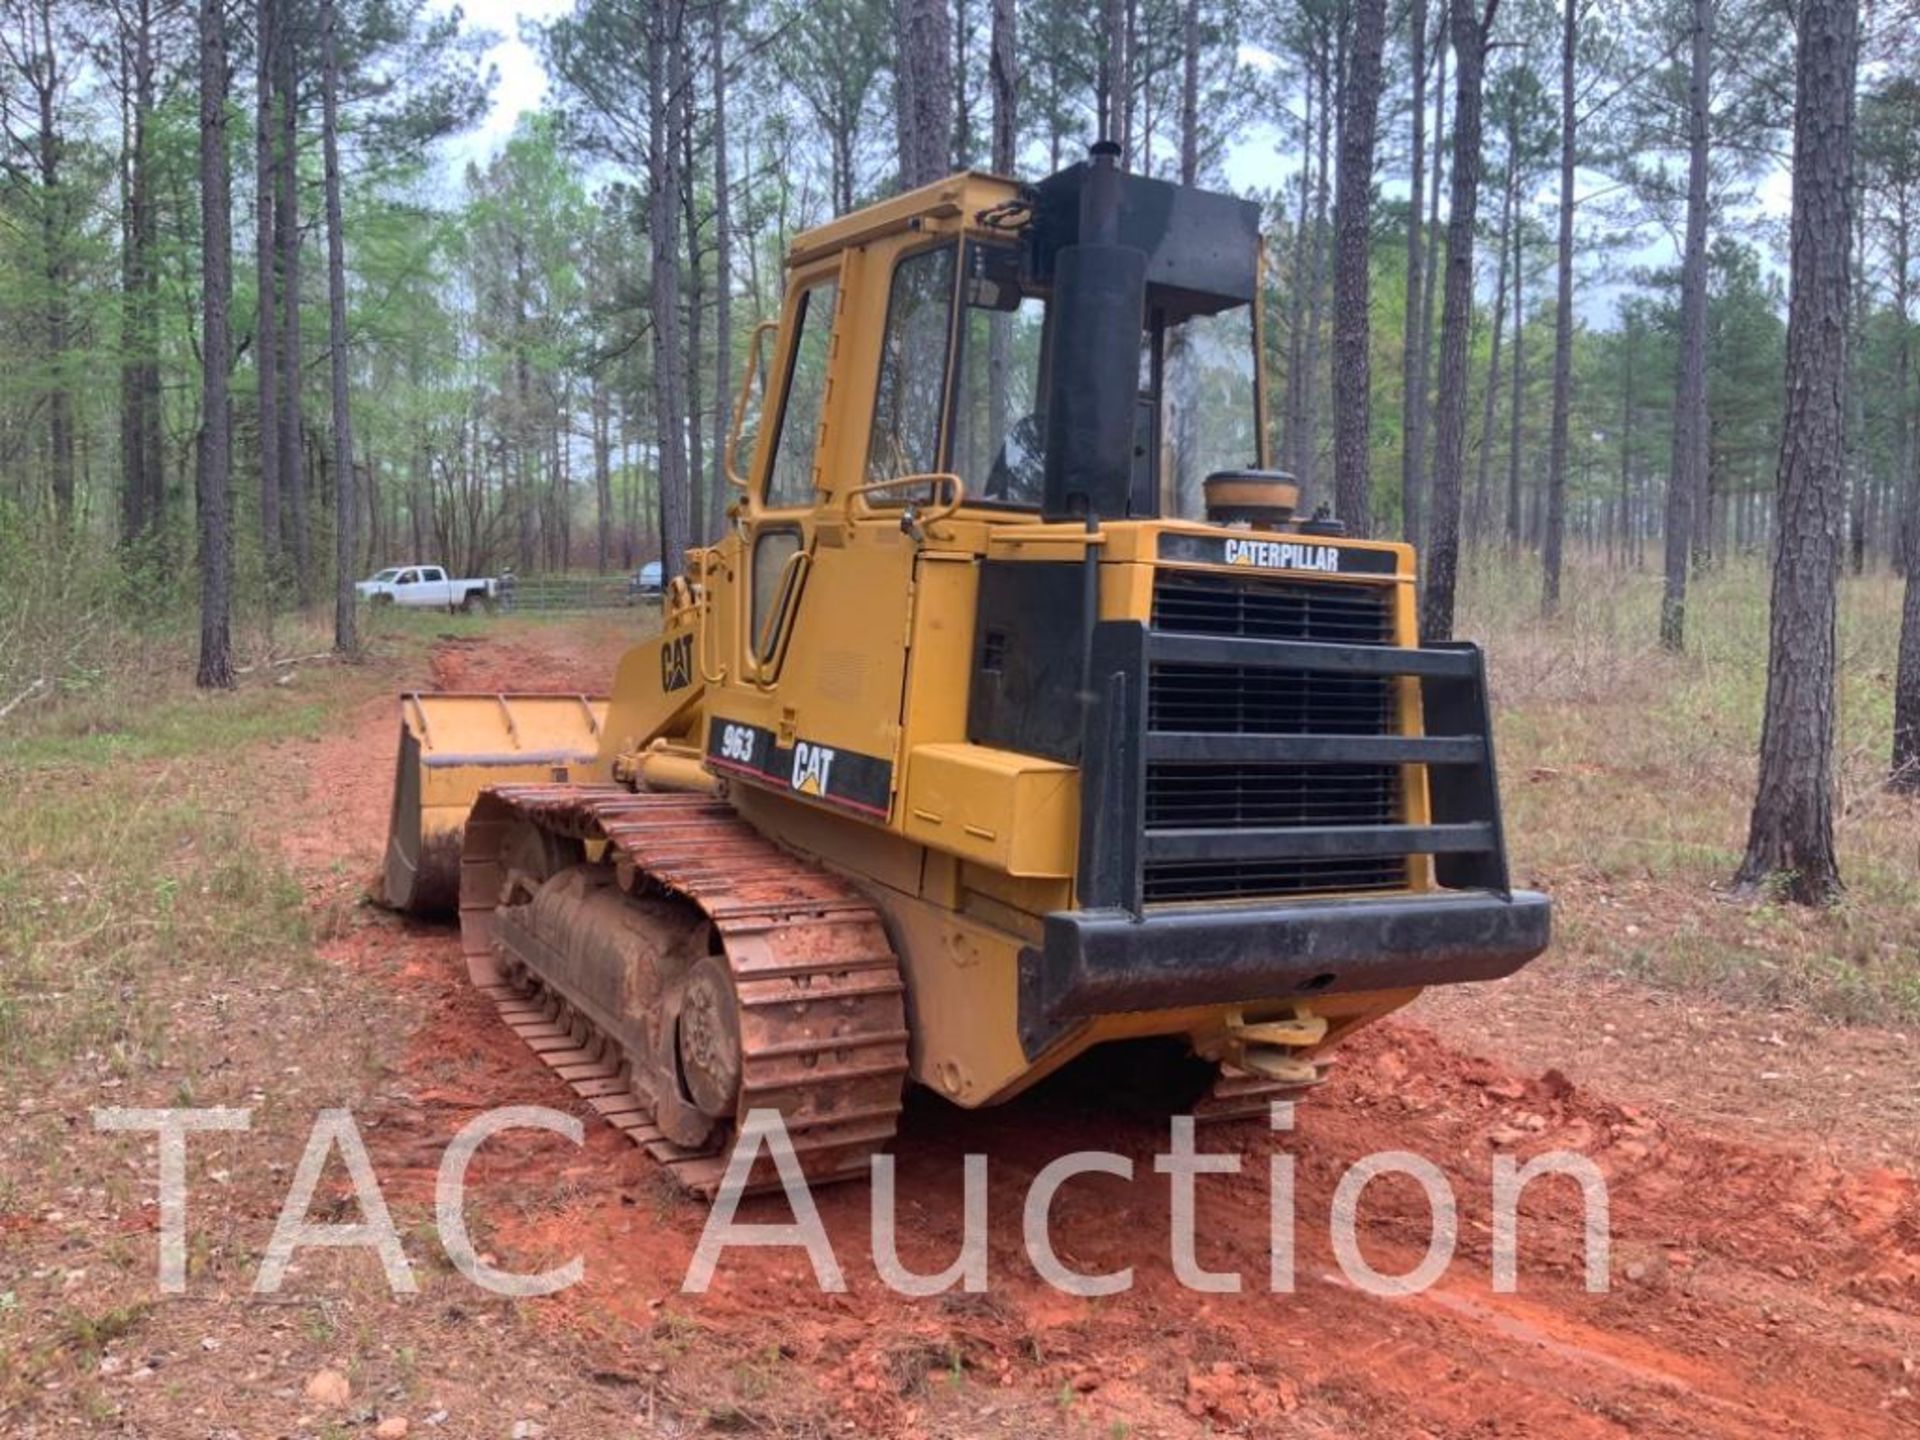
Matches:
[[1041, 142, 1147, 524]]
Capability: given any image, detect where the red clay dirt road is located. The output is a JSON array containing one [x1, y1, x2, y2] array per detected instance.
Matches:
[[293, 627, 1920, 1438]]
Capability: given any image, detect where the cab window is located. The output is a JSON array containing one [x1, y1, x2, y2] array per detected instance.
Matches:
[[397, 569, 418, 585], [866, 244, 956, 483], [750, 528, 803, 663], [1157, 305, 1260, 518], [944, 239, 1265, 518], [764, 278, 839, 509], [952, 242, 1049, 504]]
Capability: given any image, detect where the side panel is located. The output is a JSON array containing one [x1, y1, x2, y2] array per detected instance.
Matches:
[[706, 523, 919, 821]]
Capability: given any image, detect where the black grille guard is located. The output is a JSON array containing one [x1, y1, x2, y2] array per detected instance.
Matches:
[[1020, 618, 1550, 1056], [1077, 623, 1517, 907]]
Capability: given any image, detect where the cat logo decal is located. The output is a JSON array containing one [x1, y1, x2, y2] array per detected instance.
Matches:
[[790, 741, 837, 797], [660, 633, 694, 692]]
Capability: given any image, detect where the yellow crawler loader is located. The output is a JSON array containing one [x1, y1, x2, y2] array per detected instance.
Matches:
[[379, 145, 1550, 1194]]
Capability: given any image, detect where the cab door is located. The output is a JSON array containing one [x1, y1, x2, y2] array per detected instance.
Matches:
[[737, 262, 841, 686], [716, 235, 962, 825]]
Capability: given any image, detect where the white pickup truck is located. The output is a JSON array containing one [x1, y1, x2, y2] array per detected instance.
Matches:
[[356, 565, 503, 613]]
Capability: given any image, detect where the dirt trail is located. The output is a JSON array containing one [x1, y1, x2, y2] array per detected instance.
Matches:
[[296, 629, 1920, 1438]]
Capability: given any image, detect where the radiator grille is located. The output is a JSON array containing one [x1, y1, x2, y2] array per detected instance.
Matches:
[[1148, 664, 1394, 735], [1143, 856, 1409, 904], [1145, 763, 1398, 828], [1151, 572, 1394, 645], [1144, 570, 1406, 903]]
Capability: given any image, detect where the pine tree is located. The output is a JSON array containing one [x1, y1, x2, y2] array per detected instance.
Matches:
[[1734, 0, 1857, 903], [1660, 0, 1712, 652], [321, 0, 356, 653], [897, 0, 954, 186], [1330, 0, 1387, 537], [1420, 0, 1498, 644], [1542, 0, 1576, 614], [195, 0, 234, 688]]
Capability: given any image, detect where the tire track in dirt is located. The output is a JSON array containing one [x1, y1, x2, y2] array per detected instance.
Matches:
[[290, 631, 1920, 1437]]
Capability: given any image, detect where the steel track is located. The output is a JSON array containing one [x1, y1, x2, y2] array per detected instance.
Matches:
[[459, 786, 909, 1197], [456, 786, 1326, 1196]]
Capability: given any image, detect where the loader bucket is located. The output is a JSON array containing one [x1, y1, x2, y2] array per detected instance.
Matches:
[[379, 691, 610, 916]]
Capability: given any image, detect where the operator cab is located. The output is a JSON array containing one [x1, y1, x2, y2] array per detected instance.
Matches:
[[738, 146, 1290, 538], [959, 154, 1269, 523]]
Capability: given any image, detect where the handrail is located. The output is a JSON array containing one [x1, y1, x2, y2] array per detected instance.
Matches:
[[842, 471, 968, 533], [725, 320, 779, 491], [674, 574, 727, 686]]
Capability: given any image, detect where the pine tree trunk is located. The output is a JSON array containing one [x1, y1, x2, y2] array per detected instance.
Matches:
[[1896, 528, 1920, 788], [948, 0, 967, 165], [1300, 34, 1332, 499], [1330, 0, 1386, 538], [256, 0, 281, 567], [1284, 59, 1315, 479], [650, 0, 691, 576], [511, 242, 536, 572], [1899, 202, 1916, 578], [364, 447, 381, 569], [119, 0, 162, 546], [1472, 156, 1512, 543], [682, 77, 705, 546], [1420, 26, 1446, 475], [196, 0, 235, 688], [321, 0, 356, 652], [897, 0, 954, 187], [1542, 0, 1575, 611], [1660, 0, 1711, 651], [1419, 0, 1496, 645], [119, 50, 139, 543], [1401, 0, 1428, 551], [1847, 213, 1868, 574], [1891, 150, 1920, 784], [277, 13, 313, 606], [31, 0, 73, 532], [989, 0, 1014, 171], [1178, 0, 1199, 184], [1735, 0, 1856, 901], [710, 0, 733, 535], [1618, 315, 1637, 568], [1505, 205, 1524, 550], [987, 0, 1015, 449], [594, 377, 612, 572]]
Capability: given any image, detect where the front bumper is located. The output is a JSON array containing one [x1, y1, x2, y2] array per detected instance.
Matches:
[[1019, 889, 1551, 1055]]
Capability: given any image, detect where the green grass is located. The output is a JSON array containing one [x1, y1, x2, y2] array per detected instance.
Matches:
[[0, 598, 618, 770], [0, 767, 315, 1076], [2, 692, 340, 768], [0, 618, 410, 1077], [1461, 554, 1920, 1023], [0, 602, 635, 1083]]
